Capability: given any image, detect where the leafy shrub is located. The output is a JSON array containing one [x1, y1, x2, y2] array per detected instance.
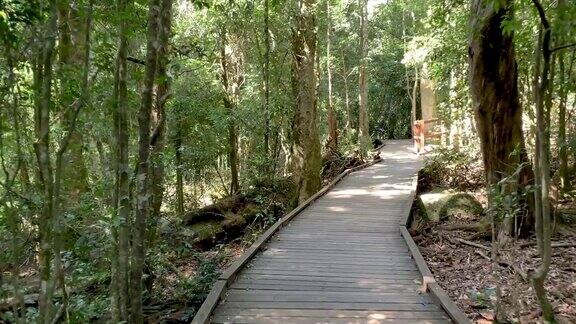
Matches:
[[420, 147, 484, 191]]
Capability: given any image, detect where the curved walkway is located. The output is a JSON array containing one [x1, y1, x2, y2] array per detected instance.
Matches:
[[197, 140, 461, 323]]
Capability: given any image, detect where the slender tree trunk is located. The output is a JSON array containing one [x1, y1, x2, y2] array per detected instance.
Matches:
[[111, 0, 132, 320], [557, 0, 572, 193], [131, 0, 160, 321], [292, 0, 321, 203], [325, 0, 338, 153], [174, 130, 185, 217], [531, 1, 554, 321], [357, 0, 370, 156], [149, 0, 173, 246], [33, 2, 58, 322], [263, 0, 271, 157], [468, 0, 533, 238], [341, 50, 352, 141]]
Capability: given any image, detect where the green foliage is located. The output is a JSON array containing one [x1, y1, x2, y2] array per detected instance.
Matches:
[[421, 148, 484, 191]]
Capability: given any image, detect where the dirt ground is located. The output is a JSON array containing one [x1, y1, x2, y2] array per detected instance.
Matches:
[[415, 197, 576, 323]]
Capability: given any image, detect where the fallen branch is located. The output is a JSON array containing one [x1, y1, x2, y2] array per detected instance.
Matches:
[[519, 241, 576, 248], [475, 250, 490, 260], [453, 237, 491, 251]]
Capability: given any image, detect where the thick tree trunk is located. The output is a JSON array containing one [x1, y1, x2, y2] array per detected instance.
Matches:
[[292, 0, 321, 203], [357, 0, 370, 156], [131, 0, 160, 321], [325, 0, 338, 153], [557, 52, 569, 192], [468, 0, 533, 237]]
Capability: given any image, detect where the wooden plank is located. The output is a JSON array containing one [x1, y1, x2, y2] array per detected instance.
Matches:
[[247, 260, 418, 271], [224, 290, 433, 304], [233, 278, 421, 289], [429, 283, 472, 324], [399, 226, 435, 281], [232, 283, 420, 293], [249, 257, 417, 267], [261, 249, 412, 257], [241, 270, 419, 280], [213, 308, 449, 319], [191, 280, 226, 324], [212, 316, 450, 324], [235, 274, 420, 284], [255, 254, 413, 263], [216, 301, 442, 311]]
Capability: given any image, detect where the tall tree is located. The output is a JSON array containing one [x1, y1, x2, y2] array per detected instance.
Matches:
[[292, 0, 321, 203], [468, 0, 532, 237], [149, 0, 174, 244], [111, 0, 132, 320], [131, 0, 161, 320]]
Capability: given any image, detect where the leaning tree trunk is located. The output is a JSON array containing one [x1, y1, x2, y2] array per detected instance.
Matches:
[[357, 0, 370, 157], [292, 0, 321, 203], [468, 0, 533, 237]]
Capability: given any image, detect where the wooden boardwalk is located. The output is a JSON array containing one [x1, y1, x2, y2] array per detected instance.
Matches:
[[198, 140, 462, 324]]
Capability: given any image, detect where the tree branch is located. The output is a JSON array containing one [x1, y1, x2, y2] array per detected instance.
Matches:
[[551, 42, 576, 53]]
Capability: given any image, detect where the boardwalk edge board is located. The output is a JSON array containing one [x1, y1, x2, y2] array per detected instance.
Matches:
[[191, 158, 381, 324], [400, 173, 471, 324]]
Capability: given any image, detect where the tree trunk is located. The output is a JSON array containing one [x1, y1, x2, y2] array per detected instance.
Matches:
[[111, 0, 132, 320], [292, 0, 321, 203], [219, 27, 241, 195], [357, 0, 370, 156], [149, 0, 173, 246], [468, 0, 533, 238], [325, 0, 338, 153], [131, 0, 160, 321], [341, 50, 352, 141], [174, 131, 185, 217], [263, 0, 271, 157], [57, 0, 89, 196], [531, 1, 554, 321], [33, 2, 58, 322]]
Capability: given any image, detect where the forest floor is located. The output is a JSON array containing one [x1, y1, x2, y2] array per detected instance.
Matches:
[[414, 150, 576, 323]]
